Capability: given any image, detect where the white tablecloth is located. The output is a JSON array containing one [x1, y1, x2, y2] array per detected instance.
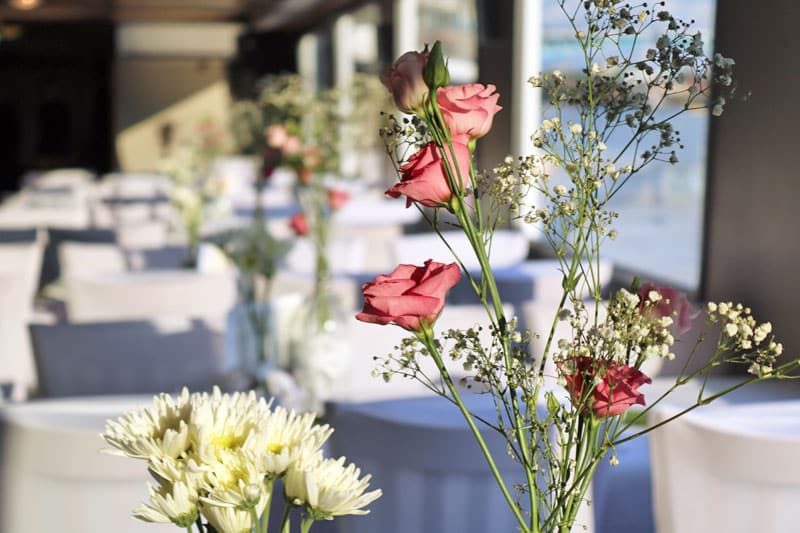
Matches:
[[0, 396, 173, 533]]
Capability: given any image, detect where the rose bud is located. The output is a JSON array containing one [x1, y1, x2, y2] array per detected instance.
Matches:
[[380, 49, 430, 114], [438, 84, 502, 141], [564, 357, 652, 417], [355, 260, 461, 332], [385, 139, 471, 209], [423, 40, 450, 91], [327, 188, 350, 210], [289, 212, 309, 236]]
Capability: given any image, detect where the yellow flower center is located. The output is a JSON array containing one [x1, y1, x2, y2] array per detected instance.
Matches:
[[211, 432, 245, 452], [267, 442, 284, 454]]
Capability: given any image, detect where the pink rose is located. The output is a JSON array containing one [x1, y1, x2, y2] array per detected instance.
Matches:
[[385, 140, 471, 208], [282, 135, 301, 155], [356, 260, 462, 332], [266, 124, 289, 148], [380, 50, 430, 113], [327, 188, 350, 210], [437, 84, 502, 140], [638, 283, 700, 335], [564, 357, 652, 417], [289, 213, 309, 236]]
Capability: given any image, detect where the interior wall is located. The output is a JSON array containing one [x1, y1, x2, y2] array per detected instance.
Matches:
[[114, 57, 228, 134], [703, 0, 800, 357]]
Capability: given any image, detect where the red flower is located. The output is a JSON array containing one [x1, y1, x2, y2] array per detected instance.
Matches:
[[437, 84, 502, 140], [638, 283, 700, 335], [289, 213, 309, 236], [385, 140, 471, 208], [327, 188, 350, 210], [261, 146, 283, 181], [355, 260, 461, 332], [564, 357, 652, 417]]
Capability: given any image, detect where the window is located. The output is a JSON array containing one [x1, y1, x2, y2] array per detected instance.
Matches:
[[541, 0, 717, 290]]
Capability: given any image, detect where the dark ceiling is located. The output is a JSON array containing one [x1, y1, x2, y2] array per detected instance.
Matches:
[[0, 0, 367, 28]]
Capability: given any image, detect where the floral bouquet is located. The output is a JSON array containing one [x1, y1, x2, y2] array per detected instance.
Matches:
[[356, 3, 799, 532], [103, 388, 381, 533], [161, 118, 231, 268]]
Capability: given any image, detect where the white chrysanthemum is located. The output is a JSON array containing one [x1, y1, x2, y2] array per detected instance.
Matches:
[[201, 504, 256, 533], [103, 389, 192, 460], [133, 480, 199, 528], [147, 454, 205, 488], [285, 454, 382, 518], [250, 406, 333, 477], [201, 449, 270, 513], [190, 388, 271, 463]]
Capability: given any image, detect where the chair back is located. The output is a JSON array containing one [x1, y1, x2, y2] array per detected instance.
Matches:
[[327, 394, 527, 533], [64, 271, 236, 322], [30, 319, 229, 397], [392, 230, 529, 270]]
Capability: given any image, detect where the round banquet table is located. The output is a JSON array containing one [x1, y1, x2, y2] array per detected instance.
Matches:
[[0, 395, 174, 533]]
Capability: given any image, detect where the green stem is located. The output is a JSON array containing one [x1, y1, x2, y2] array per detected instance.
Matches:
[[261, 481, 274, 533], [301, 515, 315, 533], [419, 327, 531, 533], [279, 503, 292, 533]]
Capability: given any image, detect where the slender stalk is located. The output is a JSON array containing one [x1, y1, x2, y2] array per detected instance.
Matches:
[[279, 503, 292, 533], [301, 515, 315, 533], [261, 481, 274, 533], [418, 327, 531, 533]]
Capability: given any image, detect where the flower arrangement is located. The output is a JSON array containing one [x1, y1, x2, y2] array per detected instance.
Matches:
[[357, 3, 799, 532], [103, 388, 381, 533], [161, 118, 231, 268]]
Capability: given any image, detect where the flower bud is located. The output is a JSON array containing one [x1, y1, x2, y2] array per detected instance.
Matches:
[[423, 40, 450, 91], [380, 48, 430, 113]]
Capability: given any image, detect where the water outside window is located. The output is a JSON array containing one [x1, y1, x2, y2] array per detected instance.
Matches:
[[542, 0, 717, 290]]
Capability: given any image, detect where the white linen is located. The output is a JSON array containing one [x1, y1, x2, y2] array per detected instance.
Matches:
[[0, 396, 174, 532], [0, 241, 44, 399], [332, 196, 421, 227], [64, 270, 237, 322], [649, 398, 800, 533], [58, 242, 126, 280], [328, 391, 593, 533], [330, 304, 514, 403], [391, 229, 528, 271]]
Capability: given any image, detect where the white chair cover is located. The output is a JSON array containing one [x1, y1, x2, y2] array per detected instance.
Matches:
[[0, 396, 174, 532], [58, 242, 126, 281], [330, 304, 514, 402], [391, 229, 529, 271], [30, 318, 231, 397], [495, 259, 614, 305], [284, 238, 368, 276], [0, 241, 44, 399], [271, 271, 359, 312], [114, 220, 170, 249], [331, 224, 403, 273], [64, 271, 237, 323], [332, 196, 421, 228], [649, 399, 800, 533]]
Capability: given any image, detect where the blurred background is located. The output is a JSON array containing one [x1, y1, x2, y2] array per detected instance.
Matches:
[[0, 0, 797, 531]]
